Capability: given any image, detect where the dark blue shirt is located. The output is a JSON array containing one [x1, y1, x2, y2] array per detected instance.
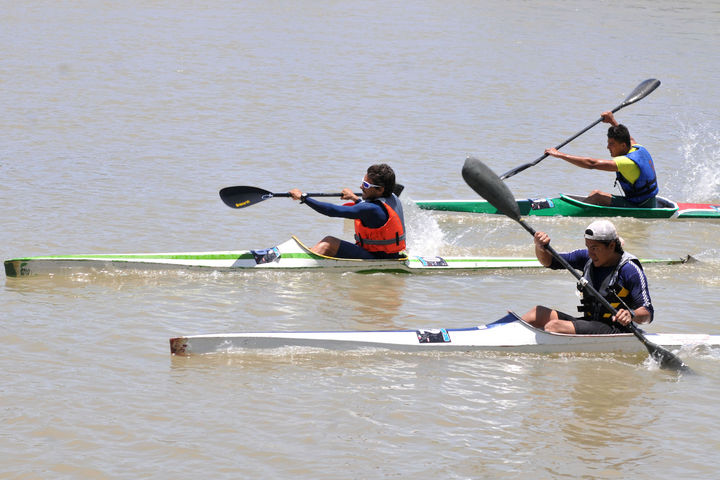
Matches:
[[550, 249, 654, 319], [304, 197, 388, 228]]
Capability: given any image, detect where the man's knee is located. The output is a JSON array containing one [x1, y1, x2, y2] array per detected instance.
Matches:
[[544, 318, 575, 334], [313, 236, 340, 256], [544, 319, 564, 332]]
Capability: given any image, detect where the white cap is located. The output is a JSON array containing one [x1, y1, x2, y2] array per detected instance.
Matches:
[[584, 220, 618, 241]]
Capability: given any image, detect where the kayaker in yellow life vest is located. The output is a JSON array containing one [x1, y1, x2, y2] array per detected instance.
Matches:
[[288, 164, 406, 259], [544, 111, 659, 208]]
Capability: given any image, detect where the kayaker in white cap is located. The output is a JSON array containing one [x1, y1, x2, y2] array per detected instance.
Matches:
[[521, 220, 654, 334]]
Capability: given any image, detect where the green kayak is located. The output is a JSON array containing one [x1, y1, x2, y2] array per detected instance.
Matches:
[[416, 194, 720, 219]]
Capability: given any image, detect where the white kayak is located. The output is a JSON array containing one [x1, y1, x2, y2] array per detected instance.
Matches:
[[169, 312, 720, 356], [5, 235, 688, 277]]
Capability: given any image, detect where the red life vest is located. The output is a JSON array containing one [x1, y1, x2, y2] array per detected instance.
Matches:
[[354, 201, 406, 253]]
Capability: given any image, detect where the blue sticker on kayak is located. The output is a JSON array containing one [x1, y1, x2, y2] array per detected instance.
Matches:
[[416, 328, 451, 343], [251, 247, 281, 264], [530, 198, 554, 210], [416, 256, 448, 267]]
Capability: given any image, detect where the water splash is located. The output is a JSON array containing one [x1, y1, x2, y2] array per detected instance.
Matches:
[[402, 198, 446, 256], [666, 121, 720, 201]]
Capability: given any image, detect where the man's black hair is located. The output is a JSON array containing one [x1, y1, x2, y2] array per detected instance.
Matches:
[[607, 124, 631, 146], [367, 164, 396, 198]]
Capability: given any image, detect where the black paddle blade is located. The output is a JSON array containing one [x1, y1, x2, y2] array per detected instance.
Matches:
[[462, 157, 522, 221], [219, 186, 275, 209], [633, 326, 693, 373], [652, 348, 693, 373], [623, 78, 661, 106]]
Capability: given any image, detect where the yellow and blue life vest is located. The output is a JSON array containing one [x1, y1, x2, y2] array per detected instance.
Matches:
[[615, 145, 658, 204]]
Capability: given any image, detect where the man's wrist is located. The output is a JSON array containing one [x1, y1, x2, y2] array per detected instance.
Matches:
[[299, 193, 308, 204]]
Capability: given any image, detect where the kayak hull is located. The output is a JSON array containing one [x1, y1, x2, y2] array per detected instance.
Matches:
[[416, 194, 720, 219], [2, 237, 542, 276], [4, 235, 687, 277], [169, 312, 720, 356]]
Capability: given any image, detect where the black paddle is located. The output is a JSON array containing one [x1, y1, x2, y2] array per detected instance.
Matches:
[[220, 183, 405, 209], [500, 78, 661, 180], [462, 156, 691, 373]]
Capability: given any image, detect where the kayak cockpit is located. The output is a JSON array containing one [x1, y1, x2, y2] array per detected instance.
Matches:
[[561, 194, 678, 210]]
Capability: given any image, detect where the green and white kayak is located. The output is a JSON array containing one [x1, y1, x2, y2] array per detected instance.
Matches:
[[4, 236, 688, 277], [416, 194, 720, 219]]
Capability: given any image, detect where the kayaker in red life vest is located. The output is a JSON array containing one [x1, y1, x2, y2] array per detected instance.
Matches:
[[521, 220, 654, 334], [544, 111, 659, 208], [288, 164, 406, 259]]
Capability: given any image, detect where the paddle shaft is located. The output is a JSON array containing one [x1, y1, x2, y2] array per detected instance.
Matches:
[[264, 192, 356, 198], [220, 183, 405, 209], [500, 104, 625, 180], [500, 79, 661, 180], [261, 183, 404, 199]]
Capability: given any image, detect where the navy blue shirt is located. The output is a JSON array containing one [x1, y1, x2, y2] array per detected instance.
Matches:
[[303, 197, 388, 228], [550, 249, 654, 320]]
